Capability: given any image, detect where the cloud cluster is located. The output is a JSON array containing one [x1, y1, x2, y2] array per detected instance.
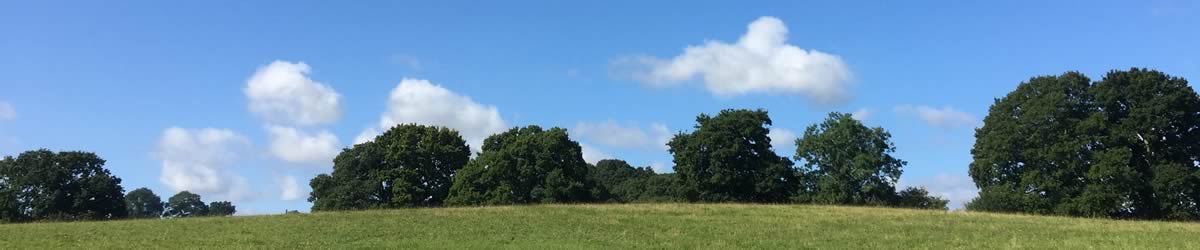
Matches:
[[245, 61, 343, 165], [895, 105, 980, 129], [0, 101, 14, 121], [356, 79, 507, 151], [579, 143, 613, 165], [851, 108, 873, 121], [768, 128, 798, 153], [627, 16, 852, 103], [572, 121, 671, 150], [245, 61, 342, 126], [266, 126, 340, 165], [157, 127, 250, 200]]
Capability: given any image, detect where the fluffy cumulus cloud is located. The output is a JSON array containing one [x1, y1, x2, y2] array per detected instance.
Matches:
[[627, 16, 852, 103], [895, 105, 980, 129], [157, 127, 251, 200], [899, 174, 980, 210], [266, 126, 341, 165], [572, 121, 672, 150], [0, 101, 14, 121], [279, 175, 304, 201], [244, 60, 342, 126], [357, 78, 506, 151]]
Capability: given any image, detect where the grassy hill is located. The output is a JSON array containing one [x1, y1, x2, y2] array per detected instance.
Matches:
[[1, 203, 1198, 249]]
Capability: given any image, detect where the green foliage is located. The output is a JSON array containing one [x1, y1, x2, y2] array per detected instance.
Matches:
[[0, 149, 128, 222], [125, 188, 164, 219], [668, 109, 797, 202], [446, 126, 602, 205], [970, 68, 1200, 220], [207, 201, 235, 216], [588, 159, 680, 202], [309, 124, 471, 211], [794, 112, 905, 205], [165, 191, 209, 218], [892, 187, 949, 210]]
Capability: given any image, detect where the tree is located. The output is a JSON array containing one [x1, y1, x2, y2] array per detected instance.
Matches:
[[969, 72, 1096, 215], [165, 191, 208, 218], [125, 188, 164, 219], [969, 69, 1200, 220], [794, 112, 905, 205], [0, 149, 127, 222], [668, 109, 797, 202], [588, 159, 680, 202], [892, 187, 949, 210], [309, 124, 471, 211], [208, 201, 236, 216], [446, 126, 602, 205]]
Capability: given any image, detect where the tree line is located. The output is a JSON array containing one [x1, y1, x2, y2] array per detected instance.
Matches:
[[0, 150, 235, 223], [309, 109, 949, 211]]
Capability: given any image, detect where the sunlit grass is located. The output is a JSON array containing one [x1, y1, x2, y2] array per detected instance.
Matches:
[[1, 203, 1197, 249]]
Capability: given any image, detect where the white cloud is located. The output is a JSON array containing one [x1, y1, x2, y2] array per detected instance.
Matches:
[[649, 161, 671, 173], [266, 125, 340, 165], [244, 60, 342, 126], [899, 174, 979, 210], [0, 101, 14, 121], [851, 108, 872, 121], [626, 16, 852, 103], [895, 105, 980, 129], [579, 143, 612, 165], [279, 176, 304, 201], [358, 78, 507, 152], [157, 127, 251, 201], [768, 128, 797, 152], [573, 121, 672, 150]]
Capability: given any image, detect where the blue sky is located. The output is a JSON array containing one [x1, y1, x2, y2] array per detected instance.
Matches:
[[1, 0, 1197, 212]]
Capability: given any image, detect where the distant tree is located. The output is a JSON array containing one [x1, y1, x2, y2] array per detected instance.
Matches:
[[125, 188, 164, 219], [892, 187, 949, 210], [668, 109, 797, 202], [0, 149, 127, 222], [446, 126, 602, 205], [794, 112, 904, 206], [208, 201, 236, 216], [588, 159, 680, 202], [309, 124, 471, 211], [165, 191, 208, 218], [969, 68, 1200, 220]]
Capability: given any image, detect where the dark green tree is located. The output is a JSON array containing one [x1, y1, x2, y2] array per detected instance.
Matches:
[[309, 124, 471, 211], [969, 72, 1096, 215], [207, 201, 236, 216], [794, 112, 905, 205], [125, 187, 164, 219], [970, 69, 1200, 220], [0, 150, 128, 222], [446, 126, 602, 205], [588, 159, 679, 202], [668, 109, 797, 202], [165, 191, 208, 218], [892, 187, 949, 210]]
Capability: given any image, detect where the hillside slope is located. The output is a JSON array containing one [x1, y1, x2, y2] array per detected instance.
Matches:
[[1, 204, 1197, 249]]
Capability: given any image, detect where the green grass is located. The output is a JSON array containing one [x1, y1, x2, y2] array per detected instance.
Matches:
[[2, 203, 1198, 249]]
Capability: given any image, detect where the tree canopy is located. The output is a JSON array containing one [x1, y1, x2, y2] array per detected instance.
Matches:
[[309, 124, 471, 211], [794, 112, 905, 205], [208, 201, 236, 216], [969, 68, 1200, 220], [446, 125, 602, 205], [165, 191, 209, 218], [125, 187, 164, 219], [0, 149, 128, 222], [668, 109, 797, 202], [589, 159, 679, 203]]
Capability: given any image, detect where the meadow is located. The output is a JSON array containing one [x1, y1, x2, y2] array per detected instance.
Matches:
[[2, 203, 1197, 249]]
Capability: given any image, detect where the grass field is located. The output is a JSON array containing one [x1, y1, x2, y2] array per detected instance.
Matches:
[[1, 203, 1198, 249]]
